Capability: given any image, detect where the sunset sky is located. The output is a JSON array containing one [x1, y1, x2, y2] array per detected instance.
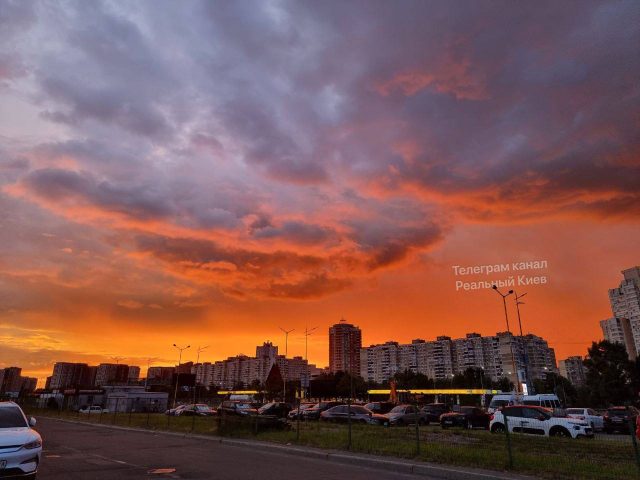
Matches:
[[0, 1, 639, 384]]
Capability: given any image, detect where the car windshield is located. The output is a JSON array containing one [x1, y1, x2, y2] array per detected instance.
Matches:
[[235, 403, 253, 410], [460, 407, 475, 414], [566, 409, 583, 414], [389, 406, 405, 414], [0, 407, 28, 428], [195, 405, 209, 411]]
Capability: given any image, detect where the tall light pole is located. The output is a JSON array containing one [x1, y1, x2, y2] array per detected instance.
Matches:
[[303, 326, 318, 398], [514, 291, 529, 392], [491, 286, 520, 393], [172, 344, 190, 408], [193, 346, 209, 403], [279, 327, 294, 401]]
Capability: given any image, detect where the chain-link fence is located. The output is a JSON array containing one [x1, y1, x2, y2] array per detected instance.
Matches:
[[15, 398, 640, 480]]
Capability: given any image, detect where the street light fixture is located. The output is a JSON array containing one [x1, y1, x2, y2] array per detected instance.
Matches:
[[514, 291, 529, 391], [279, 327, 294, 401], [303, 326, 318, 397], [172, 344, 190, 408], [491, 286, 521, 393]]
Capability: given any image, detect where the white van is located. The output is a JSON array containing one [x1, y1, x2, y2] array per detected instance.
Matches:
[[488, 393, 561, 413]]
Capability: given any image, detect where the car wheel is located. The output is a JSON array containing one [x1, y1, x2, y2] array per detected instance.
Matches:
[[464, 420, 471, 429], [418, 418, 426, 426], [491, 423, 505, 434], [550, 427, 570, 438], [396, 419, 404, 426]]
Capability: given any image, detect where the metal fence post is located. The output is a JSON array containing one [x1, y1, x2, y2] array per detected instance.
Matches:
[[347, 399, 352, 450], [628, 418, 640, 473], [128, 399, 133, 426], [191, 412, 196, 433], [296, 398, 301, 443], [112, 398, 119, 425], [415, 403, 421, 456], [503, 412, 514, 469], [146, 399, 151, 428]]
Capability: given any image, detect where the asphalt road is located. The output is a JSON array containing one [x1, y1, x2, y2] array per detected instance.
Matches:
[[36, 418, 420, 479]]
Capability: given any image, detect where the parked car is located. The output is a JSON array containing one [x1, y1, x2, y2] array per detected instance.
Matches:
[[0, 401, 42, 478], [165, 405, 187, 416], [179, 404, 215, 416], [421, 403, 450, 422], [490, 405, 593, 438], [603, 406, 639, 434], [385, 404, 429, 426], [302, 401, 342, 421], [79, 405, 109, 414], [440, 406, 490, 429], [364, 402, 396, 415], [320, 405, 387, 425], [565, 408, 604, 431], [258, 402, 292, 418], [218, 400, 258, 416], [287, 402, 316, 420]]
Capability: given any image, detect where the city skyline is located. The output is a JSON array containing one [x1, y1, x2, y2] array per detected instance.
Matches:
[[1, 2, 638, 385]]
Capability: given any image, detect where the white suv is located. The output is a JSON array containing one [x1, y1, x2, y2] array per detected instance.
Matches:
[[490, 405, 593, 439], [0, 401, 42, 478]]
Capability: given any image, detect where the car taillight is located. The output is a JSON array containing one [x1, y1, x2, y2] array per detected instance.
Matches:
[[490, 414, 494, 421]]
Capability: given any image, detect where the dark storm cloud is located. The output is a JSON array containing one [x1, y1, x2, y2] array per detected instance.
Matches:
[[23, 168, 173, 220], [1, 0, 638, 312], [252, 220, 337, 246]]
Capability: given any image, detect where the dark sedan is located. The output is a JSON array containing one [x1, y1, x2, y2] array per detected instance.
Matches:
[[421, 403, 450, 423], [302, 401, 342, 420], [604, 406, 639, 434], [218, 400, 258, 416], [364, 401, 396, 415], [440, 406, 490, 429], [180, 404, 216, 416], [320, 405, 387, 424], [258, 402, 292, 418]]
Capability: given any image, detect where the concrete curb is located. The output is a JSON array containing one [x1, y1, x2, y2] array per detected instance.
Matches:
[[43, 417, 537, 480]]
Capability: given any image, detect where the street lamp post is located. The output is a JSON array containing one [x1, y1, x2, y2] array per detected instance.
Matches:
[[193, 346, 209, 404], [279, 327, 294, 401], [303, 326, 318, 398], [172, 344, 190, 408], [514, 291, 529, 391], [491, 286, 520, 393]]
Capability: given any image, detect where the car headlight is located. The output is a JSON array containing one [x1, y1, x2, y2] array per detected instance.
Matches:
[[23, 440, 42, 450]]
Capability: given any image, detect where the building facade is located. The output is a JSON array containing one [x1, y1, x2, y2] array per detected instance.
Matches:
[[607, 267, 640, 359], [329, 320, 362, 374], [559, 356, 587, 387], [600, 317, 637, 360], [359, 331, 557, 386]]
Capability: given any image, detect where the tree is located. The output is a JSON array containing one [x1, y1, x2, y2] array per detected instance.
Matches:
[[265, 363, 284, 399], [494, 377, 514, 393], [532, 372, 577, 406], [583, 340, 634, 407]]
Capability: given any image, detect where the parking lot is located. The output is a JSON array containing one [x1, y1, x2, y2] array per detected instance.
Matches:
[[36, 418, 432, 479]]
